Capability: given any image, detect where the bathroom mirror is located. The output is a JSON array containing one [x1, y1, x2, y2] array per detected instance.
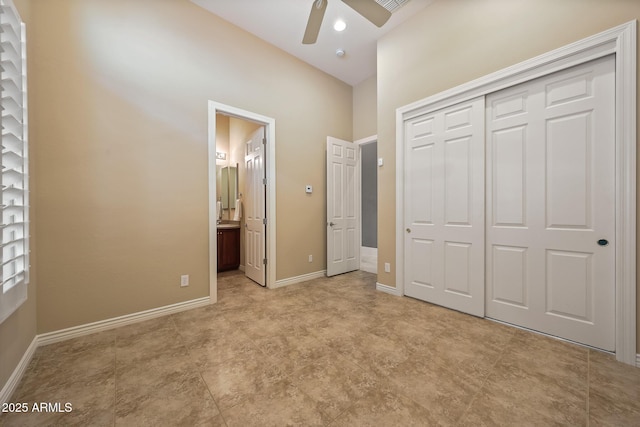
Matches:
[[220, 165, 238, 209]]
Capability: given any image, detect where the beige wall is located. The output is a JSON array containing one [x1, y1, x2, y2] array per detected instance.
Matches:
[[353, 74, 377, 141], [377, 0, 640, 351], [0, 0, 38, 393], [32, 0, 352, 333]]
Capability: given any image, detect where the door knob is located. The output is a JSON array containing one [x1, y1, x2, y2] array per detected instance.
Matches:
[[597, 239, 609, 247], [406, 228, 411, 233], [329, 222, 335, 227]]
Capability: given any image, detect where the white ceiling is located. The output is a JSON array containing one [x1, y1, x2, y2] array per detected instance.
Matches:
[[191, 0, 433, 86]]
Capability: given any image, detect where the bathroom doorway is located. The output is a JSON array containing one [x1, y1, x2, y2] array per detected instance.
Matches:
[[208, 101, 276, 302]]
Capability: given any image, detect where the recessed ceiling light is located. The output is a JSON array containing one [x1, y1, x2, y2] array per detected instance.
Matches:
[[333, 19, 346, 32], [336, 48, 345, 57]]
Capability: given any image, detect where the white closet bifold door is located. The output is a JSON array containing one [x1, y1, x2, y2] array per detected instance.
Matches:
[[485, 56, 616, 351], [404, 97, 485, 317]]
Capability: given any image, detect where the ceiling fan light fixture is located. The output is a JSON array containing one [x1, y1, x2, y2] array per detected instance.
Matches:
[[303, 0, 390, 45], [333, 19, 346, 32]]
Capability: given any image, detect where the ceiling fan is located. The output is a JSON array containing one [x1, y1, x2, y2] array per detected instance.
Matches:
[[302, 0, 392, 44]]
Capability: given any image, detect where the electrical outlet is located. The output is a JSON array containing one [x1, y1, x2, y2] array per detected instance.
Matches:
[[180, 275, 189, 287], [308, 254, 313, 263], [384, 263, 391, 273]]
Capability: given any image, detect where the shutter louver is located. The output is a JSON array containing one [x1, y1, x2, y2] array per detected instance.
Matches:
[[0, 0, 28, 324]]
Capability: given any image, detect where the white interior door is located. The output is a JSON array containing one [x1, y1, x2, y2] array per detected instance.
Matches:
[[485, 56, 615, 351], [326, 137, 359, 277], [245, 127, 266, 286], [404, 98, 485, 317]]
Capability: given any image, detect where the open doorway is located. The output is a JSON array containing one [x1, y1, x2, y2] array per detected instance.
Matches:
[[358, 136, 377, 274], [208, 101, 276, 302]]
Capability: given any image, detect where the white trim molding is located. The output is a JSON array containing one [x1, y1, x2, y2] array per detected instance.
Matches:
[[38, 297, 210, 347], [355, 135, 377, 146], [273, 270, 326, 289], [636, 353, 640, 368], [376, 282, 402, 297], [1, 296, 210, 404], [0, 336, 37, 405], [396, 21, 636, 365]]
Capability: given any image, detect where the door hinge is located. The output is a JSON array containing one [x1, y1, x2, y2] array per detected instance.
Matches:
[[263, 178, 267, 185], [263, 258, 268, 265], [263, 137, 266, 145], [262, 218, 267, 225]]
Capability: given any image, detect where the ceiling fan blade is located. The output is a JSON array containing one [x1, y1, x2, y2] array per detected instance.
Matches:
[[342, 0, 391, 27], [303, 0, 328, 45]]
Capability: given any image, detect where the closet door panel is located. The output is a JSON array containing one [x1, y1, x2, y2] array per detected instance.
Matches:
[[486, 56, 615, 351], [404, 97, 485, 317]]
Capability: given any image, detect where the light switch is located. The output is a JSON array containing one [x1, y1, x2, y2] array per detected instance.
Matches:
[[378, 158, 384, 167], [305, 185, 313, 194]]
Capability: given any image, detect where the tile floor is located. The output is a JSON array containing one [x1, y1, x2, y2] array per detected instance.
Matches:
[[1, 270, 639, 426]]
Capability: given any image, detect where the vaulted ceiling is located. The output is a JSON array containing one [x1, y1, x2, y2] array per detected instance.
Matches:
[[191, 0, 433, 86]]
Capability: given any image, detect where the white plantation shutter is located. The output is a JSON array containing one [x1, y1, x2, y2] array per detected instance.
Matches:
[[0, 0, 29, 324]]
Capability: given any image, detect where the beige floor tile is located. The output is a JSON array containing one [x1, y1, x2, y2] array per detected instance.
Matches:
[[170, 304, 228, 330], [387, 355, 482, 426], [227, 307, 310, 341], [261, 335, 336, 374], [330, 385, 444, 427], [5, 269, 640, 427], [40, 329, 116, 357], [116, 323, 186, 364], [308, 314, 370, 342], [288, 353, 380, 421], [2, 333, 115, 427], [13, 339, 115, 401], [199, 347, 288, 411], [500, 331, 588, 397], [175, 319, 238, 351], [115, 379, 219, 426], [368, 317, 443, 354], [115, 346, 219, 425], [221, 380, 325, 427], [405, 332, 503, 385], [459, 390, 584, 427], [115, 315, 176, 338], [188, 330, 259, 367], [115, 347, 197, 393], [589, 350, 640, 426], [461, 354, 587, 426], [332, 329, 412, 377], [215, 291, 257, 313], [1, 373, 115, 427]]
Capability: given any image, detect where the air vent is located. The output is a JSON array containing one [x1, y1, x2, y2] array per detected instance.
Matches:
[[375, 0, 411, 13]]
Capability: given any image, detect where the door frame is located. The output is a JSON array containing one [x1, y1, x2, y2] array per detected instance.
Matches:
[[208, 101, 277, 300], [395, 21, 636, 365]]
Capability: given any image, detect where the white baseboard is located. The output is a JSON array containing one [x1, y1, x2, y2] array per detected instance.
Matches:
[[0, 336, 37, 405], [360, 247, 377, 274], [376, 282, 402, 296], [637, 353, 640, 368], [1, 296, 210, 404], [273, 270, 326, 289], [38, 297, 210, 347]]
